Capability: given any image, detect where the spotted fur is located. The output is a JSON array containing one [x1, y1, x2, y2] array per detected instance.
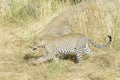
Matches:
[[33, 33, 112, 64]]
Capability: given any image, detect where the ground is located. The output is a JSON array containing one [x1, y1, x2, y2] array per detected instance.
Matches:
[[0, 0, 120, 80]]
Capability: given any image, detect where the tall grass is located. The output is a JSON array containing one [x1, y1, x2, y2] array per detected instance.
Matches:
[[0, 0, 120, 80], [1, 0, 75, 26]]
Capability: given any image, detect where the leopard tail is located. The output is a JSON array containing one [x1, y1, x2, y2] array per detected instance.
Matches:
[[88, 35, 112, 49]]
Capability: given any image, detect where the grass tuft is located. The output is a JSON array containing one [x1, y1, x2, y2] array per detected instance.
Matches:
[[43, 61, 69, 80], [0, 0, 120, 80]]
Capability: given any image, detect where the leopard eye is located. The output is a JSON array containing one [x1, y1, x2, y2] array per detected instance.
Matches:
[[33, 47, 37, 50]]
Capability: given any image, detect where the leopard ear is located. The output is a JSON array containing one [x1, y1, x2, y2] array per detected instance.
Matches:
[[33, 41, 37, 45]]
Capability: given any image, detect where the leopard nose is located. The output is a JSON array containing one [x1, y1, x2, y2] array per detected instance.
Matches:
[[33, 48, 37, 50]]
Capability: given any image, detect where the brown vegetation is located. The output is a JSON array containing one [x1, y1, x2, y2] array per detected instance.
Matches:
[[0, 0, 120, 80]]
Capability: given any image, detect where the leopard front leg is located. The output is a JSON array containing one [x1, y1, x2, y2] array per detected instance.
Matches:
[[33, 51, 59, 65], [33, 54, 56, 65]]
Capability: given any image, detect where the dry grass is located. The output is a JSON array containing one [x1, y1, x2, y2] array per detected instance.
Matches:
[[0, 0, 120, 80]]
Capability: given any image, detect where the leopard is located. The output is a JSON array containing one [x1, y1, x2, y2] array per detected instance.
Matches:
[[32, 33, 112, 64]]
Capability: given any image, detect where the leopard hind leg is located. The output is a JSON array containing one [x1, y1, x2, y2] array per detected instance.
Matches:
[[76, 51, 83, 64], [83, 44, 93, 56]]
